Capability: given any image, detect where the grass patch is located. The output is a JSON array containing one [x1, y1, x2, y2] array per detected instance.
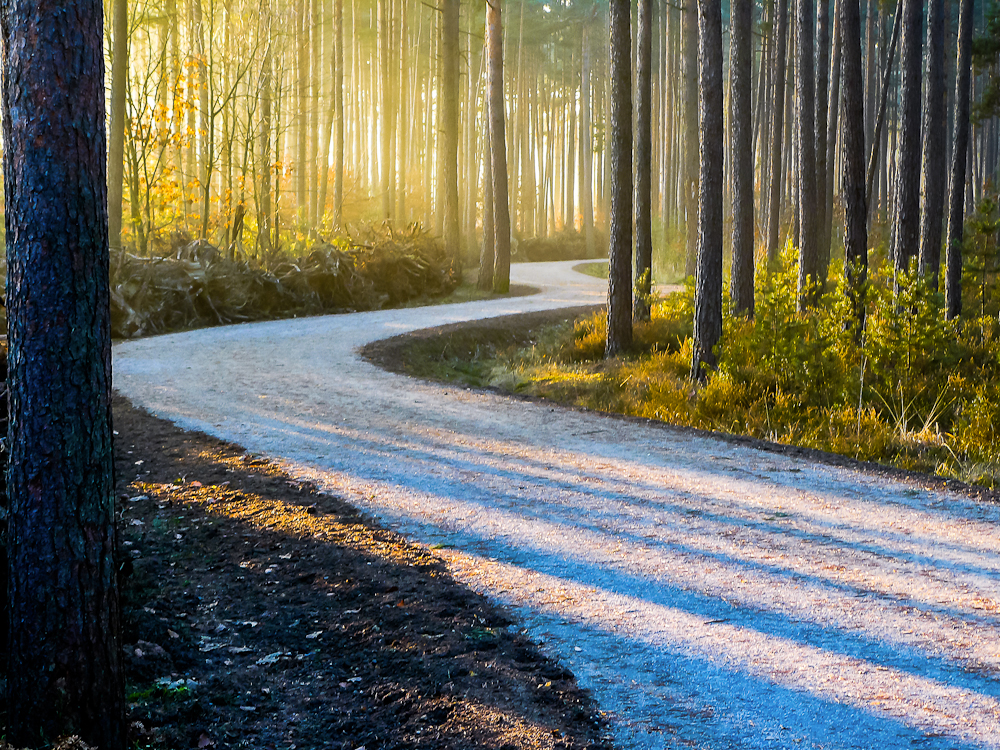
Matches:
[[573, 261, 609, 280], [383, 249, 1000, 489]]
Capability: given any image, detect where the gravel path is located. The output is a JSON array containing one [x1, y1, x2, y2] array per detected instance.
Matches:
[[114, 261, 1000, 750]]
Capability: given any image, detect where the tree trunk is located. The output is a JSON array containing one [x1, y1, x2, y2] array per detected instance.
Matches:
[[729, 0, 754, 316], [488, 0, 511, 292], [379, 0, 392, 221], [2, 1, 125, 746], [766, 0, 788, 261], [634, 0, 653, 321], [334, 0, 344, 227], [918, 0, 947, 283], [606, 0, 633, 354], [946, 0, 973, 319], [824, 0, 842, 275], [796, 0, 819, 306], [108, 0, 128, 251], [691, 0, 723, 380], [479, 114, 496, 290], [815, 0, 831, 280], [258, 9, 273, 253], [442, 0, 460, 270], [580, 13, 595, 257], [890, 0, 922, 272], [865, 0, 901, 220], [682, 0, 699, 276], [841, 0, 868, 333]]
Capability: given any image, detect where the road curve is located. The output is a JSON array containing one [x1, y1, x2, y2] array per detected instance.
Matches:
[[115, 261, 1000, 750]]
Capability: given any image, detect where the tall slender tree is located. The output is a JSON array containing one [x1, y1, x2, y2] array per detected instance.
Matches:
[[108, 0, 128, 251], [841, 0, 867, 333], [2, 0, 125, 746], [606, 0, 633, 354], [890, 0, 922, 272], [730, 0, 754, 316], [796, 0, 819, 306], [634, 0, 654, 322], [487, 0, 511, 293], [691, 0, 723, 380], [441, 0, 461, 271], [766, 0, 788, 262], [918, 0, 947, 283], [682, 0, 699, 276], [815, 0, 831, 278], [946, 0, 974, 319]]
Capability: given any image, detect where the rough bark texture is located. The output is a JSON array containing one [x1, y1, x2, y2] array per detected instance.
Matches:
[[479, 115, 496, 291], [796, 0, 819, 306], [691, 0, 723, 380], [606, 0, 633, 355], [729, 0, 754, 316], [442, 0, 461, 271], [815, 0, 830, 274], [488, 0, 511, 293], [841, 0, 868, 333], [766, 0, 788, 262], [107, 0, 128, 251], [946, 0, 973, 319], [1, 0, 125, 747], [683, 0, 699, 276], [634, 0, 654, 322], [890, 0, 922, 272], [918, 0, 947, 283]]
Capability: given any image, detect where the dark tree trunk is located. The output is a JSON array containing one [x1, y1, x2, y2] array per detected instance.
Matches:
[[890, 0, 922, 272], [606, 0, 633, 355], [841, 0, 868, 333], [946, 0, 973, 319], [766, 0, 788, 262], [634, 0, 654, 322], [1, 0, 125, 747], [691, 0, 723, 380], [108, 0, 128, 251], [918, 0, 947, 283], [730, 0, 754, 316], [488, 0, 511, 293], [796, 0, 820, 306], [442, 0, 461, 274], [683, 0, 699, 276], [815, 0, 831, 281], [865, 0, 901, 219]]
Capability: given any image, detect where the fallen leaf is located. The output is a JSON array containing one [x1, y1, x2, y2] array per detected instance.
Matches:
[[167, 629, 180, 639], [306, 631, 323, 639]]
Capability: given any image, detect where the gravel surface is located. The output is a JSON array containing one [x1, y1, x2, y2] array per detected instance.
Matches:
[[114, 261, 1000, 750]]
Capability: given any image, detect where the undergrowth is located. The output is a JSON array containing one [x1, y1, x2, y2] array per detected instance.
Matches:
[[416, 246, 1000, 488]]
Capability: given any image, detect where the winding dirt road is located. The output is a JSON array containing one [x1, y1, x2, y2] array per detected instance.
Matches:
[[115, 261, 1000, 749]]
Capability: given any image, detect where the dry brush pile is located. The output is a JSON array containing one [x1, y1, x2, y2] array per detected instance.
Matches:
[[111, 224, 457, 339]]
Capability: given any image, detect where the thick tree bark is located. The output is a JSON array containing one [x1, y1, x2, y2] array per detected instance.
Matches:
[[946, 0, 973, 319], [479, 114, 496, 290], [729, 0, 754, 316], [682, 0, 699, 276], [634, 0, 654, 322], [890, 0, 922, 272], [442, 0, 460, 270], [796, 0, 819, 306], [918, 0, 947, 283], [487, 0, 511, 293], [606, 0, 633, 355], [841, 0, 868, 333], [691, 0, 723, 380], [108, 0, 128, 251], [766, 0, 788, 262], [1, 0, 125, 747]]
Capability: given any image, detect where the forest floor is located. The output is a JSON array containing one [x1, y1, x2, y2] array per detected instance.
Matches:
[[115, 395, 611, 750]]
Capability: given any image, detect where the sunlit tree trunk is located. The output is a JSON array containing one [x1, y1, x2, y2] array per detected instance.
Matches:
[[488, 0, 511, 292], [691, 0, 723, 380], [815, 0, 830, 281], [918, 0, 947, 283], [682, 0, 698, 276], [766, 0, 788, 261], [606, 0, 632, 355], [729, 0, 753, 316], [479, 114, 496, 290], [823, 0, 842, 275], [108, 0, 128, 251], [441, 0, 460, 270], [634, 0, 653, 321], [258, 6, 273, 253], [379, 0, 392, 221], [580, 13, 595, 257], [946, 0, 973, 319], [333, 0, 344, 226], [2, 0, 125, 745]]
